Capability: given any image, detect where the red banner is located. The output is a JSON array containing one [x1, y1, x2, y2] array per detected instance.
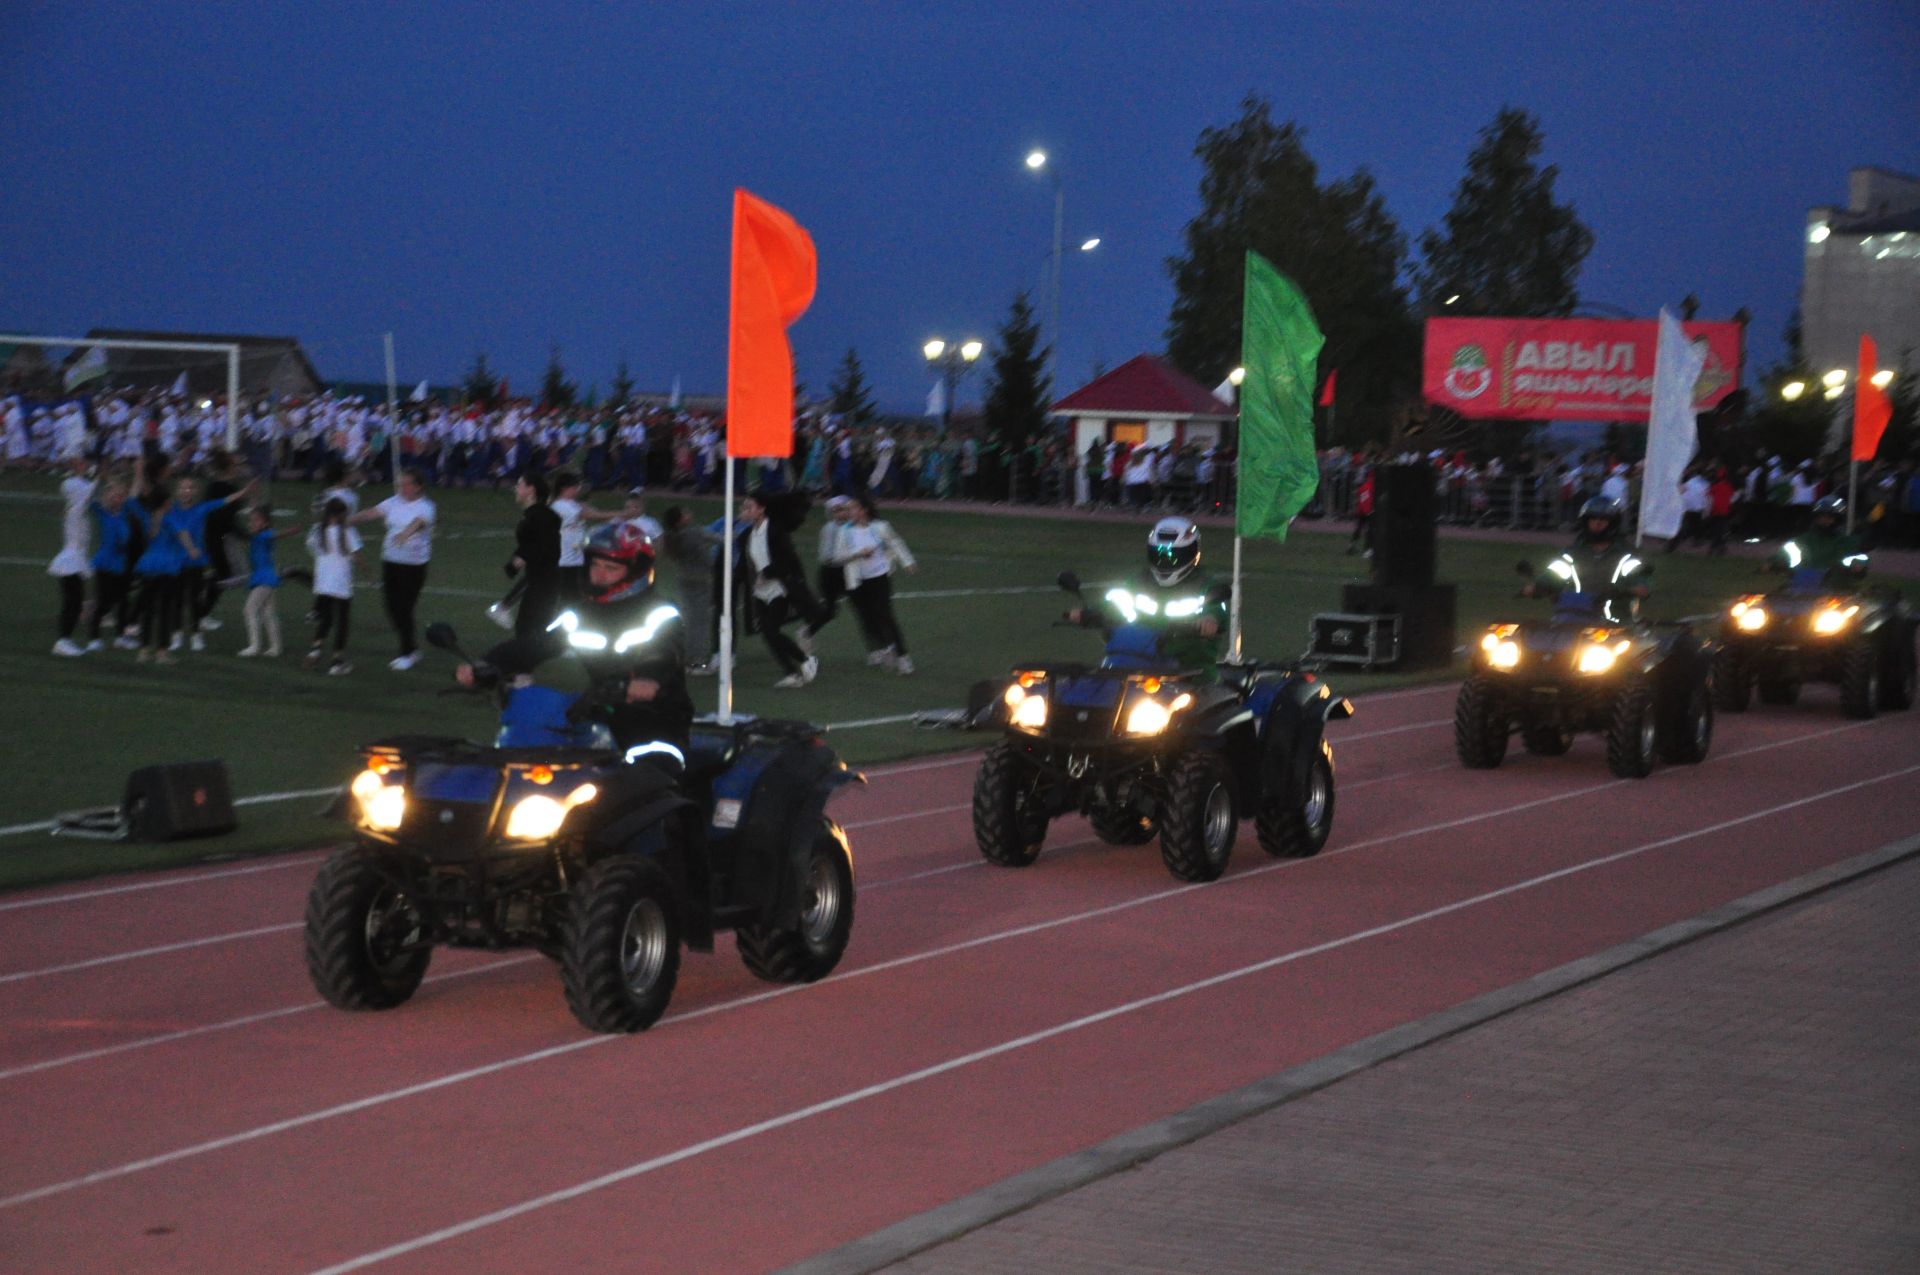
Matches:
[[1423, 316, 1742, 421]]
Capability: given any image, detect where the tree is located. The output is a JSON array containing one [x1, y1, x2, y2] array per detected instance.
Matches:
[[1164, 95, 1414, 447], [827, 347, 878, 425], [540, 344, 577, 409], [1416, 107, 1594, 316], [982, 292, 1052, 496], [462, 352, 498, 408], [608, 358, 635, 408]]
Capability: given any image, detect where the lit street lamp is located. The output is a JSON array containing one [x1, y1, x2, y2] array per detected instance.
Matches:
[[1025, 148, 1066, 388], [923, 337, 983, 433]]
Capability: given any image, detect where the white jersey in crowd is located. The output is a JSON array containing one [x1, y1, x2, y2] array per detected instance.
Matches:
[[552, 497, 586, 567], [1681, 475, 1711, 514], [49, 474, 96, 578], [376, 494, 436, 566], [306, 525, 363, 599]]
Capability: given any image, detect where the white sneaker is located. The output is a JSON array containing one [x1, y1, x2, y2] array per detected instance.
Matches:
[[774, 672, 806, 689], [52, 638, 84, 657], [237, 646, 261, 658], [796, 627, 816, 657], [895, 654, 915, 675], [485, 602, 514, 630], [168, 633, 184, 652], [84, 639, 104, 653], [199, 617, 222, 632], [328, 660, 353, 676], [389, 652, 421, 671], [264, 647, 282, 658], [112, 635, 141, 651], [189, 634, 207, 652], [801, 655, 819, 685], [865, 649, 889, 667]]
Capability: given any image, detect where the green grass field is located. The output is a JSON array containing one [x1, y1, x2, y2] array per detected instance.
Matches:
[[4, 471, 1896, 891]]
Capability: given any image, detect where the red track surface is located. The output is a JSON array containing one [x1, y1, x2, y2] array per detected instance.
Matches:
[[3, 683, 1917, 1274]]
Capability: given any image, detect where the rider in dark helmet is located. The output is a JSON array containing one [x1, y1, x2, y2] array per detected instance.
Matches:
[[459, 521, 694, 765], [1524, 495, 1653, 620], [1769, 494, 1869, 578]]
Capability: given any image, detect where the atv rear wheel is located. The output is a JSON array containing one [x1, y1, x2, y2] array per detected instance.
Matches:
[[1881, 620, 1917, 711], [973, 740, 1048, 867], [1659, 679, 1714, 764], [1757, 677, 1800, 706], [1254, 745, 1335, 859], [562, 856, 682, 1033], [1840, 636, 1880, 720], [1712, 649, 1751, 712], [1454, 675, 1509, 769], [1160, 750, 1236, 882], [736, 821, 856, 984], [1521, 724, 1574, 756], [304, 848, 432, 1010], [1606, 685, 1659, 779], [1090, 805, 1157, 845]]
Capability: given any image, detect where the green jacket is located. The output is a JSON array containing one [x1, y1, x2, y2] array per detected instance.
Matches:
[[1533, 542, 1653, 601], [1770, 530, 1868, 576], [1093, 570, 1229, 679]]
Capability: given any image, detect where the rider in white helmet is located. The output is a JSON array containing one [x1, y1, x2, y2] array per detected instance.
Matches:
[[1068, 516, 1229, 677]]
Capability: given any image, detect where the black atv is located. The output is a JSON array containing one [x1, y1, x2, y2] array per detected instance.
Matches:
[[970, 572, 1353, 883], [1714, 567, 1917, 719], [1455, 561, 1716, 778], [304, 623, 861, 1034]]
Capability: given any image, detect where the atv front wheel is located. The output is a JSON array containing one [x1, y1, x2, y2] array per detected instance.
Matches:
[[1659, 679, 1714, 764], [1881, 620, 1917, 711], [1454, 675, 1509, 769], [1090, 805, 1157, 845], [1521, 724, 1574, 756], [973, 740, 1048, 867], [737, 821, 856, 984], [1757, 677, 1800, 706], [562, 856, 682, 1033], [1840, 636, 1880, 720], [1255, 745, 1335, 859], [1606, 685, 1659, 778], [304, 848, 432, 1010], [1160, 750, 1236, 882], [1712, 649, 1751, 712]]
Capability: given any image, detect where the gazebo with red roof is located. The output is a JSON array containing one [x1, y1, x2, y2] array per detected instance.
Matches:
[[1050, 354, 1235, 457]]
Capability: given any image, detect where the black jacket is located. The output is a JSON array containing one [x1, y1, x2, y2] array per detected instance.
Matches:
[[513, 503, 562, 584]]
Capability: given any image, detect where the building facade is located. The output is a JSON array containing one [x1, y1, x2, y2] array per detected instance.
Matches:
[[1801, 167, 1920, 376]]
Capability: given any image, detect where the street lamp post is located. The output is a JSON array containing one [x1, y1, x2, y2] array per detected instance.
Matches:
[[923, 337, 983, 435]]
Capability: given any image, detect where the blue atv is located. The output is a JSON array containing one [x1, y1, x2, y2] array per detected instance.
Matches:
[[1456, 561, 1715, 778], [971, 572, 1353, 883], [304, 624, 861, 1034], [1714, 567, 1916, 718]]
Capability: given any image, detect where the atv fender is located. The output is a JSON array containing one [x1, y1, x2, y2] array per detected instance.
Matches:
[[1256, 679, 1350, 811], [732, 742, 864, 930], [581, 779, 708, 948]]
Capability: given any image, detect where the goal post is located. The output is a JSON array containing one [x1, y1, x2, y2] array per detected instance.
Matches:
[[0, 334, 242, 450]]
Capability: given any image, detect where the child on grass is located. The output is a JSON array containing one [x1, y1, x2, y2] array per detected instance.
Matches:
[[237, 505, 298, 658], [304, 498, 361, 675]]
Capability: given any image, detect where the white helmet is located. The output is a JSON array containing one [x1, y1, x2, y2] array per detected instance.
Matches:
[[1147, 516, 1201, 585]]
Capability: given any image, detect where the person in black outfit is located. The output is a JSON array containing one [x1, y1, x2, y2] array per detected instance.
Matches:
[[458, 521, 692, 769], [193, 449, 244, 633], [507, 472, 563, 643], [739, 490, 821, 687]]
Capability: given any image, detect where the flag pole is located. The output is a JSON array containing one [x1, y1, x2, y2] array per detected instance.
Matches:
[[383, 332, 401, 483], [1229, 530, 1244, 663], [1847, 458, 1858, 535], [719, 449, 736, 724]]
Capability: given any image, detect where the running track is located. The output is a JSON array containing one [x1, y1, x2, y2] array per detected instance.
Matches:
[[1, 681, 1916, 1274]]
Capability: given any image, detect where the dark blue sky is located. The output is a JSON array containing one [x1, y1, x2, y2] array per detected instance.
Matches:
[[5, 1, 1916, 412]]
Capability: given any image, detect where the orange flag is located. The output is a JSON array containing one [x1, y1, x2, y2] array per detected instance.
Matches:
[[1852, 334, 1892, 462], [727, 189, 817, 458]]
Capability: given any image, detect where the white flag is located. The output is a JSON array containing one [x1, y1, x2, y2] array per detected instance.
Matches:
[[925, 377, 946, 419], [1213, 375, 1237, 406], [668, 374, 682, 408], [64, 345, 108, 392], [410, 380, 429, 402], [170, 371, 189, 396], [1639, 307, 1709, 543]]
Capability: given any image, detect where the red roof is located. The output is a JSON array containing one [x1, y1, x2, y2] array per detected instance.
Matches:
[[1051, 354, 1233, 418]]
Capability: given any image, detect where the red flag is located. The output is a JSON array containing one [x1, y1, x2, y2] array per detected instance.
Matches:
[[1318, 369, 1337, 407], [728, 189, 817, 458], [1852, 334, 1892, 462]]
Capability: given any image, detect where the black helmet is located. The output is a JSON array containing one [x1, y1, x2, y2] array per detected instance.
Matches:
[[1147, 516, 1201, 586], [1811, 494, 1845, 528], [1578, 495, 1625, 542]]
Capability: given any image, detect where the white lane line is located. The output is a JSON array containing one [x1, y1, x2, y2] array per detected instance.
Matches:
[[0, 956, 541, 1084], [307, 758, 1920, 1273], [824, 712, 930, 731], [1332, 716, 1450, 743], [2, 715, 1881, 1211], [843, 803, 970, 831], [0, 854, 327, 913], [0, 922, 302, 986]]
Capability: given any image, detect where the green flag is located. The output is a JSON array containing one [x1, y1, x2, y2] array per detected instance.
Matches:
[[1236, 252, 1324, 541]]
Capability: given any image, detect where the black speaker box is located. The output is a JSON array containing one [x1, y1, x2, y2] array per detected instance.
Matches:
[[122, 760, 238, 842], [1342, 583, 1458, 670], [1372, 464, 1438, 588]]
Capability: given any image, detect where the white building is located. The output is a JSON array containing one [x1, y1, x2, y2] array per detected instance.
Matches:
[[1801, 167, 1920, 377]]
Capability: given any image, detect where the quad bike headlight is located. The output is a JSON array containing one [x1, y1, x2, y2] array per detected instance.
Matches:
[[351, 767, 407, 831], [1812, 604, 1859, 635], [1009, 690, 1048, 729], [1730, 599, 1768, 631], [504, 784, 599, 841], [1577, 639, 1632, 675], [1124, 692, 1189, 736], [1480, 625, 1521, 670]]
